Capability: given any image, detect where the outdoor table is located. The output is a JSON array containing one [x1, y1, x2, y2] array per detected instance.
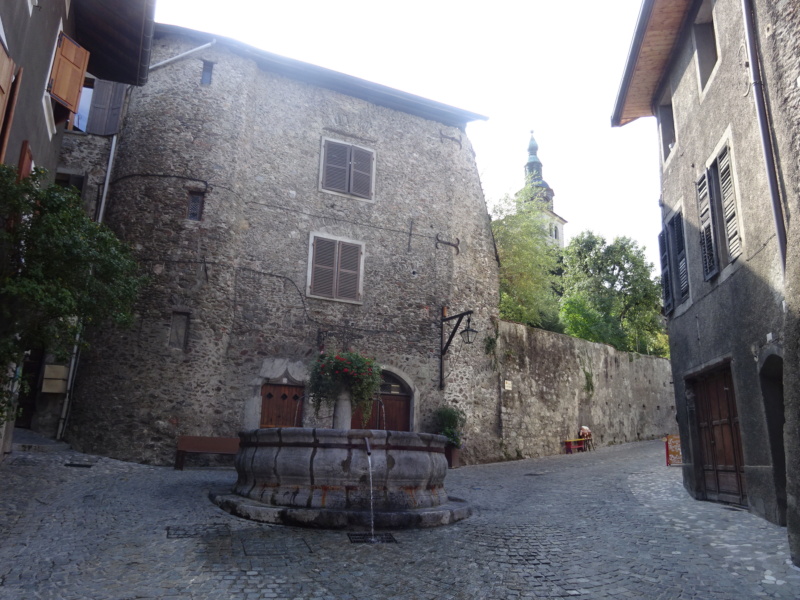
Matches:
[[563, 438, 585, 454]]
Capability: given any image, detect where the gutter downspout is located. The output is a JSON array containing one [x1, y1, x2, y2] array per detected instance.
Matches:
[[149, 40, 216, 72], [57, 121, 122, 440], [742, 0, 786, 276], [96, 133, 117, 224]]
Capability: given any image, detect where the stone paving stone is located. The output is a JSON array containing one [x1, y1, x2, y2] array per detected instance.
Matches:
[[1, 441, 799, 598]]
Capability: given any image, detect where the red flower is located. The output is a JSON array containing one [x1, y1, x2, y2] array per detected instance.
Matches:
[[344, 368, 349, 373]]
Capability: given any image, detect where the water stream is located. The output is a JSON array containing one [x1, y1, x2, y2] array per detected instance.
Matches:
[[364, 437, 376, 541]]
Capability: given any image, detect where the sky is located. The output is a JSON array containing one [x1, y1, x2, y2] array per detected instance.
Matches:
[[154, 0, 663, 269]]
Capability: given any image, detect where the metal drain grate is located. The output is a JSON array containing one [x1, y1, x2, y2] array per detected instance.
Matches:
[[348, 533, 397, 544]]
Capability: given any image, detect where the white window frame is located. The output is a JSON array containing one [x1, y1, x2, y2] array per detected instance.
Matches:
[[306, 231, 365, 304], [41, 21, 64, 139]]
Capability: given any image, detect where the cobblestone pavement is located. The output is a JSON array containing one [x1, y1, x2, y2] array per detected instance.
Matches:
[[1, 440, 799, 600]]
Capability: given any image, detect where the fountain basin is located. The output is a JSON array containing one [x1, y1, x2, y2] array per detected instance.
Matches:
[[210, 427, 471, 529]]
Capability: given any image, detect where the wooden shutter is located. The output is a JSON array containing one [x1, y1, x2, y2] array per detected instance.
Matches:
[[85, 80, 127, 135], [0, 48, 20, 163], [336, 242, 361, 300], [697, 172, 719, 279], [17, 140, 33, 180], [310, 237, 337, 298], [322, 141, 349, 193], [0, 44, 14, 133], [671, 213, 689, 300], [48, 33, 89, 113], [350, 147, 373, 199], [717, 146, 741, 261], [659, 229, 673, 314]]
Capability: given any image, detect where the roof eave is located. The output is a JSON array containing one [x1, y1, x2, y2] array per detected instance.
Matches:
[[611, 0, 694, 128]]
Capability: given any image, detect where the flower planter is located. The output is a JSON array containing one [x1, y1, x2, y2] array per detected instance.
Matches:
[[445, 444, 461, 468]]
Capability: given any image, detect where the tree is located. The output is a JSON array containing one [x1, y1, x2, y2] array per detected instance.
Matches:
[[0, 166, 143, 421], [491, 184, 562, 331], [560, 231, 667, 356]]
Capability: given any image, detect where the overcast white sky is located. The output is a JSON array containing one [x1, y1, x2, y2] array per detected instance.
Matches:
[[155, 0, 662, 269]]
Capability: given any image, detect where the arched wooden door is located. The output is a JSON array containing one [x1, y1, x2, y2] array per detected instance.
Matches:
[[260, 383, 304, 428], [351, 372, 411, 431]]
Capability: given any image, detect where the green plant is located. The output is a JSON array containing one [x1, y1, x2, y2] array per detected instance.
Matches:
[[583, 368, 595, 397], [433, 405, 467, 448], [0, 165, 143, 422], [307, 351, 382, 423]]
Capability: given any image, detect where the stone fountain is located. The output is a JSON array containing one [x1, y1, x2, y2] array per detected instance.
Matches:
[[210, 425, 471, 529]]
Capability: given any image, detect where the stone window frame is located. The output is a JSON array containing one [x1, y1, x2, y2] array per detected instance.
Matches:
[[168, 310, 191, 351], [306, 231, 365, 305], [186, 190, 205, 221], [692, 0, 720, 96], [318, 137, 376, 202], [200, 60, 213, 86]]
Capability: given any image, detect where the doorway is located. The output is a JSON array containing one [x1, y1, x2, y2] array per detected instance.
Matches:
[[260, 383, 304, 428], [760, 354, 786, 524], [351, 371, 411, 431], [693, 365, 747, 505]]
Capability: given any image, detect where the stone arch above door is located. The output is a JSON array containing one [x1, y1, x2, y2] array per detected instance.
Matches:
[[243, 358, 309, 430]]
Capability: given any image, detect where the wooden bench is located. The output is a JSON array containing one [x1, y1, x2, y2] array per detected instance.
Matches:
[[174, 435, 240, 470]]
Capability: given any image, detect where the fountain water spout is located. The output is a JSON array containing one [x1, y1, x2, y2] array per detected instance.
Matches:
[[364, 437, 372, 456]]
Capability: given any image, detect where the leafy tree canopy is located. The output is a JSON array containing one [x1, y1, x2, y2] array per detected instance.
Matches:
[[1, 166, 143, 420], [559, 231, 667, 356], [491, 185, 562, 331]]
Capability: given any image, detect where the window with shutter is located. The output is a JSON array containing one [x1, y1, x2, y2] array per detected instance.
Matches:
[[308, 235, 364, 303], [716, 146, 741, 261], [17, 140, 33, 180], [697, 172, 719, 279], [698, 143, 741, 279], [320, 139, 374, 200], [83, 80, 127, 135], [48, 33, 90, 124], [659, 229, 673, 314], [670, 213, 690, 300], [0, 43, 13, 134], [0, 42, 19, 163]]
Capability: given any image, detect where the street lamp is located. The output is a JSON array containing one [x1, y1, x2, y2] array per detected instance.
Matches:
[[440, 308, 477, 389]]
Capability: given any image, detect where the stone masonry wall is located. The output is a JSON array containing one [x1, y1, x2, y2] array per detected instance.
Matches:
[[67, 29, 499, 464], [757, 0, 800, 565], [480, 321, 676, 462]]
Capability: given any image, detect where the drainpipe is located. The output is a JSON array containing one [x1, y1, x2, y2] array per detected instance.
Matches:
[[741, 0, 786, 276], [96, 133, 117, 223], [149, 40, 216, 72], [57, 103, 123, 438]]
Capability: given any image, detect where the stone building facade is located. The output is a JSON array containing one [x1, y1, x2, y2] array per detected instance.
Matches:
[[613, 0, 800, 565], [0, 0, 154, 456], [66, 25, 500, 465]]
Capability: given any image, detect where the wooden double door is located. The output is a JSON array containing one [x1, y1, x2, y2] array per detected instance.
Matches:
[[260, 372, 412, 431], [694, 366, 747, 505]]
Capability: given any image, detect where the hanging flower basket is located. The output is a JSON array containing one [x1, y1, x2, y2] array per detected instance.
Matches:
[[308, 351, 382, 424]]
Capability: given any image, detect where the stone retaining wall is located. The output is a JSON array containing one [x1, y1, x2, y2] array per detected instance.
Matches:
[[459, 321, 676, 464]]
